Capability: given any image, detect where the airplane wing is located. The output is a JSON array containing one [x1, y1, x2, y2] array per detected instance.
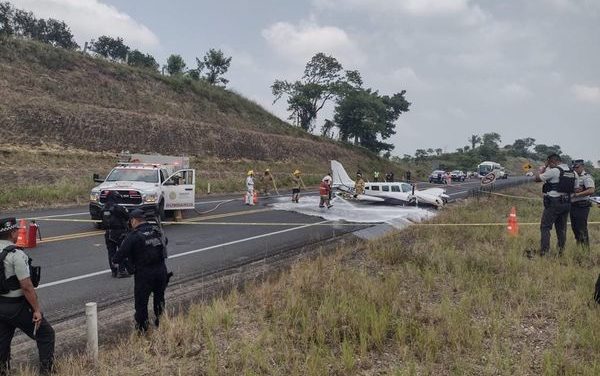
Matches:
[[419, 188, 446, 196], [356, 194, 386, 203]]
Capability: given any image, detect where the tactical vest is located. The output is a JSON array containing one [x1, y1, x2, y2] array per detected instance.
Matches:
[[136, 225, 166, 268], [542, 166, 576, 194], [0, 246, 41, 294], [102, 203, 129, 230]]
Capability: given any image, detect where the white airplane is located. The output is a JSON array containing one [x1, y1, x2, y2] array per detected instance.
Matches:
[[330, 160, 449, 208]]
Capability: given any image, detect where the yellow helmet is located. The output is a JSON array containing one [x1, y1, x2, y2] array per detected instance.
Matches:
[[293, 169, 301, 176], [265, 168, 271, 173], [247, 170, 254, 176]]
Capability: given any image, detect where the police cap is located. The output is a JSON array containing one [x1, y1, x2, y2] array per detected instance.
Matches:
[[571, 159, 584, 167], [0, 217, 20, 234], [547, 153, 561, 162], [129, 209, 146, 219]]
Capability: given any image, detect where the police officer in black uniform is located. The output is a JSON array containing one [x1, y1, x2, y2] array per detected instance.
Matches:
[[0, 218, 54, 375], [570, 159, 595, 247], [102, 191, 130, 278], [113, 209, 169, 332], [535, 153, 577, 256]]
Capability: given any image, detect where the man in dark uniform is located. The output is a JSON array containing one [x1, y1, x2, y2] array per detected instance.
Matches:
[[535, 154, 576, 256], [102, 191, 130, 278], [0, 218, 54, 375], [570, 159, 595, 247], [113, 209, 169, 332]]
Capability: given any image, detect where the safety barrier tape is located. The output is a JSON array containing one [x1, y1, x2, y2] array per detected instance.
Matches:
[[484, 191, 542, 201]]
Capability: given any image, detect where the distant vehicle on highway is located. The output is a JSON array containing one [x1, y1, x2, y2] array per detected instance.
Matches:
[[477, 161, 508, 180], [525, 171, 534, 177], [429, 170, 447, 184], [450, 170, 466, 182]]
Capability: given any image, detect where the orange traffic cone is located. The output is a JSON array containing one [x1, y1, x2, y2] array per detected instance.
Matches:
[[253, 191, 258, 204], [507, 207, 519, 236], [16, 219, 28, 247]]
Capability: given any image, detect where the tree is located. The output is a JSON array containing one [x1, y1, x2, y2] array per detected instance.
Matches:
[[127, 49, 159, 70], [91, 36, 129, 61], [331, 88, 410, 153], [165, 54, 186, 75], [272, 52, 345, 132], [511, 137, 536, 158], [463, 145, 470, 152], [196, 48, 232, 86], [4, 5, 77, 49], [435, 148, 443, 156], [534, 144, 561, 159], [0, 2, 14, 36], [43, 18, 78, 49], [415, 149, 428, 161], [478, 132, 502, 161], [321, 119, 335, 138], [185, 68, 200, 80], [481, 132, 501, 148], [468, 134, 481, 150], [13, 9, 36, 37]]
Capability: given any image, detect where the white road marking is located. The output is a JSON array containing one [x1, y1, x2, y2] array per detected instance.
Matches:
[[37, 220, 329, 289], [170, 220, 328, 259], [27, 212, 89, 220]]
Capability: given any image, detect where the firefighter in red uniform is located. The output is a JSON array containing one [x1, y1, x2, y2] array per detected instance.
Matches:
[[319, 177, 333, 208]]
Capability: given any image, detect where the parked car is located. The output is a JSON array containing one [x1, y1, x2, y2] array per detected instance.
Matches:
[[429, 170, 447, 184], [450, 170, 466, 182]]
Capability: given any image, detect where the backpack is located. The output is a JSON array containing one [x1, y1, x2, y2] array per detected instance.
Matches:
[[594, 274, 600, 305], [0, 246, 41, 294], [556, 166, 576, 194]]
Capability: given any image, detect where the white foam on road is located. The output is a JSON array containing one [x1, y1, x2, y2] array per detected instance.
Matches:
[[271, 196, 436, 229]]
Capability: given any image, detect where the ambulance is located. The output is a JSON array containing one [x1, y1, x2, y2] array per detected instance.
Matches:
[[89, 153, 196, 221]]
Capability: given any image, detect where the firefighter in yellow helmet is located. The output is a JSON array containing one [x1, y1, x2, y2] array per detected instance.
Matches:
[[291, 170, 302, 203], [355, 171, 366, 196], [261, 169, 273, 196], [245, 170, 255, 206]]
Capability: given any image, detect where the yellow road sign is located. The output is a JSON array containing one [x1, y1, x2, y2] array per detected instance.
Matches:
[[522, 162, 533, 171]]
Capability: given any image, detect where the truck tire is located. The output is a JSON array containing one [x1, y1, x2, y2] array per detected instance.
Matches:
[[158, 200, 166, 221]]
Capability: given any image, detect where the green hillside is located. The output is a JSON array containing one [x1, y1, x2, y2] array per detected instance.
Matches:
[[0, 38, 399, 209]]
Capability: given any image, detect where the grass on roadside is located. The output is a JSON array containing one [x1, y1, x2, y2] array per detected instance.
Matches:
[[16, 185, 600, 375]]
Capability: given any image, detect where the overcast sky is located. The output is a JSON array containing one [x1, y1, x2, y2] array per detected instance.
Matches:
[[12, 0, 600, 164]]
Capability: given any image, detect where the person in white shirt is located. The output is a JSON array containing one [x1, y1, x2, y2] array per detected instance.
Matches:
[[0, 218, 54, 375], [245, 170, 255, 206], [570, 159, 595, 247], [534, 153, 577, 256]]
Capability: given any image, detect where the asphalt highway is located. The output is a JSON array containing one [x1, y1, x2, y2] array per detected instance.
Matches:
[[3, 176, 531, 323]]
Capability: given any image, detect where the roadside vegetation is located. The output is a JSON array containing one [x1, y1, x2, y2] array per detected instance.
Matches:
[[0, 146, 399, 210], [14, 184, 598, 375]]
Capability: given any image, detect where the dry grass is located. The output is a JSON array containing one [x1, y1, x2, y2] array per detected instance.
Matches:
[[16, 185, 599, 375]]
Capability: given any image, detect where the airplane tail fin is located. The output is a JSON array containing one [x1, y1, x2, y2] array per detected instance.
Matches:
[[331, 160, 355, 189]]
